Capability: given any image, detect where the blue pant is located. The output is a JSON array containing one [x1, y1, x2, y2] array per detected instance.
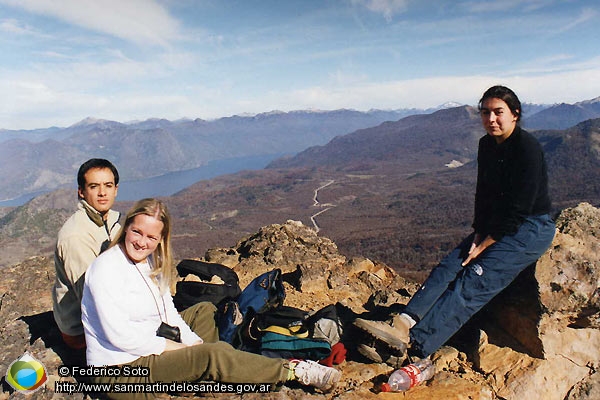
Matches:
[[405, 214, 555, 357]]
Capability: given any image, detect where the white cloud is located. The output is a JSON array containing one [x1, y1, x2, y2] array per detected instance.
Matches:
[[3, 63, 600, 130], [461, 0, 548, 13], [236, 65, 600, 115], [0, 74, 193, 128], [0, 18, 38, 35], [278, 76, 487, 110], [29, 60, 154, 89], [34, 50, 73, 59], [555, 7, 597, 34], [4, 80, 56, 106], [509, 69, 600, 105], [350, 0, 409, 21], [0, 0, 181, 46]]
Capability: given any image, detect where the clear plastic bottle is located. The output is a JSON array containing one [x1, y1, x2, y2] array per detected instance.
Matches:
[[381, 358, 434, 392]]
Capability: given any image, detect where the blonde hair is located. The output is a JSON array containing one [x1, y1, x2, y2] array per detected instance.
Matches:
[[112, 198, 174, 293]]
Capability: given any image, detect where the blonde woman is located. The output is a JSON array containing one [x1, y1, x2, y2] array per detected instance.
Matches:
[[82, 198, 340, 399]]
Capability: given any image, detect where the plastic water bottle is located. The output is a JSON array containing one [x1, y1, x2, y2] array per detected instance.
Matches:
[[381, 358, 434, 392]]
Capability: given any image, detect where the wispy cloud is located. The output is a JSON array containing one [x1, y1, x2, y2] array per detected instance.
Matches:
[[0, 18, 37, 35], [3, 60, 600, 130], [555, 7, 597, 34], [515, 54, 600, 76], [259, 66, 600, 114], [350, 0, 409, 21], [0, 0, 181, 47], [461, 0, 549, 13], [33, 50, 74, 59]]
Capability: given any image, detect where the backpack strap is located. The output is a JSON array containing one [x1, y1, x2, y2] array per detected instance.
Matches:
[[259, 324, 310, 338]]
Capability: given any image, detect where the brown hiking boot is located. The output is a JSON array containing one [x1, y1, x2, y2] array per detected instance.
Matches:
[[357, 343, 406, 368], [353, 314, 411, 350]]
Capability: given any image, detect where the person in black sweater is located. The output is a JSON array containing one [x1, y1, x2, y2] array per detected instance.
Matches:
[[354, 85, 556, 360]]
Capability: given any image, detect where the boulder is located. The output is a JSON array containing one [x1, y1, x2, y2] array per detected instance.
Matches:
[[467, 202, 600, 400]]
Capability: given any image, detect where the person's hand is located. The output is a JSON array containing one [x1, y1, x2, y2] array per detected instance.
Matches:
[[462, 234, 496, 266], [468, 233, 482, 256]]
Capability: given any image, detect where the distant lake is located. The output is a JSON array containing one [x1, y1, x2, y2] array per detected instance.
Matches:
[[0, 154, 285, 207]]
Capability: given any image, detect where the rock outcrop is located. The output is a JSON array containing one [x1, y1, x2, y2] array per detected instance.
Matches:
[[1, 203, 599, 399]]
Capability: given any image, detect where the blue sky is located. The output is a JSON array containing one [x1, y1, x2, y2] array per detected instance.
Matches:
[[1, 0, 599, 129]]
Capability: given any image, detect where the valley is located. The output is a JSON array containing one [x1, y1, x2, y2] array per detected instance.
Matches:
[[1, 104, 600, 280]]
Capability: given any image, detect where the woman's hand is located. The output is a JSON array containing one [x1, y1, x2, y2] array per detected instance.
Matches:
[[462, 234, 496, 266], [468, 233, 482, 255]]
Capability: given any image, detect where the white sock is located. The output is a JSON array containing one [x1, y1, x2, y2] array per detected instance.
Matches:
[[400, 313, 417, 328]]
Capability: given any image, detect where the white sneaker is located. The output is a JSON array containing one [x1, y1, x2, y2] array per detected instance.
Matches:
[[291, 359, 341, 392]]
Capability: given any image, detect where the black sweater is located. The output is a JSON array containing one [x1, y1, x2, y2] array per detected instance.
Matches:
[[473, 126, 551, 241]]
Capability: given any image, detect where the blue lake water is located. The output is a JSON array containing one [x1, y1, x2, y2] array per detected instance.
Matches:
[[0, 154, 285, 207]]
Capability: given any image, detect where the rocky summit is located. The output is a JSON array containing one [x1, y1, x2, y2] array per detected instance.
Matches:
[[1, 203, 599, 400]]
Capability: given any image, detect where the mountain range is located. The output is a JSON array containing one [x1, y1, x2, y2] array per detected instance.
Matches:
[[3, 96, 598, 203], [0, 108, 429, 201], [524, 97, 600, 130], [2, 102, 599, 277], [164, 106, 600, 277]]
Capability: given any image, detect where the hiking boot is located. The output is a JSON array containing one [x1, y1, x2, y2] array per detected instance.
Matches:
[[353, 314, 411, 350], [357, 344, 406, 368], [291, 359, 341, 392]]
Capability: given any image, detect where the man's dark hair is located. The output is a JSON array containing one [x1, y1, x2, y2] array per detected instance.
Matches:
[[77, 158, 120, 189]]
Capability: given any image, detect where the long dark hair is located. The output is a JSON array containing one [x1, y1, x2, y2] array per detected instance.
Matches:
[[478, 85, 522, 122]]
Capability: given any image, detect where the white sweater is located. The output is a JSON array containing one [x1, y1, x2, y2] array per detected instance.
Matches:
[[82, 245, 201, 366]]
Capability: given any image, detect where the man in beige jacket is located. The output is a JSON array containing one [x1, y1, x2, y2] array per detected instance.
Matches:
[[52, 158, 121, 349]]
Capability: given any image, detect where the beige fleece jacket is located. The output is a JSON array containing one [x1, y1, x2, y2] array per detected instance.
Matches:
[[52, 200, 121, 336]]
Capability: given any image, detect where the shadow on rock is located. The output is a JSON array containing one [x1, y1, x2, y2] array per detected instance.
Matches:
[[19, 311, 87, 367]]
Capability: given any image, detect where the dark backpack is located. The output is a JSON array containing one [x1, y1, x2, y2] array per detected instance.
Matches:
[[236, 304, 343, 361], [173, 260, 241, 311], [218, 268, 286, 344], [240, 305, 310, 351], [259, 332, 331, 360]]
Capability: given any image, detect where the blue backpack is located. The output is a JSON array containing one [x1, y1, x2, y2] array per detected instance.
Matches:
[[218, 269, 285, 344]]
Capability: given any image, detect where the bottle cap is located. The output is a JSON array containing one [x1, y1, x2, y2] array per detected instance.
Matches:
[[381, 383, 391, 392]]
